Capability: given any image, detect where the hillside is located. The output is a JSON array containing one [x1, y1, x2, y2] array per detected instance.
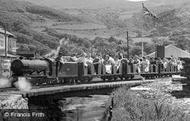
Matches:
[[1, 0, 190, 56], [16, 0, 190, 39], [0, 0, 84, 55], [18, 0, 140, 9]]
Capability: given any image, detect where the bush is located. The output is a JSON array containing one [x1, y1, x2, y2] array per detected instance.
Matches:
[[103, 87, 189, 121]]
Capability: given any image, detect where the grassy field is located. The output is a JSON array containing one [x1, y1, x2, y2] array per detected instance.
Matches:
[[51, 22, 106, 30]]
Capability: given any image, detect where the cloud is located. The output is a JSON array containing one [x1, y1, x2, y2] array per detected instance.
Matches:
[[126, 0, 148, 2]]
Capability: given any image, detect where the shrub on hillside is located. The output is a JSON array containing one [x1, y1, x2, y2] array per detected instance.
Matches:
[[103, 87, 189, 121]]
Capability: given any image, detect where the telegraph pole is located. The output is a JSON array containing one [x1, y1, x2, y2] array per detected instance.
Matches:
[[141, 41, 144, 57], [126, 31, 129, 58], [4, 26, 7, 57]]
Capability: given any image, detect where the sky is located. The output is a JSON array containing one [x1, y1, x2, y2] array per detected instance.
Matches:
[[127, 0, 148, 2]]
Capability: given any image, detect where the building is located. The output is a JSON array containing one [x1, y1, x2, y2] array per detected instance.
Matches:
[[0, 28, 17, 77], [147, 44, 190, 58], [0, 27, 17, 59]]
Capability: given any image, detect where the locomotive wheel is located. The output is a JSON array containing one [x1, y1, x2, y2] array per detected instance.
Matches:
[[72, 78, 77, 85], [64, 78, 71, 84], [87, 77, 93, 83], [83, 78, 88, 83], [124, 77, 129, 80], [76, 79, 81, 84], [56, 79, 61, 84], [119, 76, 123, 81], [145, 76, 148, 79], [101, 77, 106, 81], [113, 77, 118, 81], [131, 75, 135, 79], [70, 78, 73, 84], [60, 79, 65, 84], [107, 77, 112, 82]]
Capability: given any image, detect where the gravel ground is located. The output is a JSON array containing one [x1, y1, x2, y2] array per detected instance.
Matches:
[[0, 94, 28, 109], [131, 77, 190, 114]]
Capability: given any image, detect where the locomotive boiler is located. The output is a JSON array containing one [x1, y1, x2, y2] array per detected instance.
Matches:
[[11, 59, 51, 76]]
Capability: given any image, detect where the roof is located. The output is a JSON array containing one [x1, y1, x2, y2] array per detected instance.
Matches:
[[147, 44, 190, 58], [0, 28, 15, 37], [132, 37, 152, 43], [0, 53, 17, 58]]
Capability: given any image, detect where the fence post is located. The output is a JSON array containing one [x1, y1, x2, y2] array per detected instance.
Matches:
[[108, 97, 114, 121]]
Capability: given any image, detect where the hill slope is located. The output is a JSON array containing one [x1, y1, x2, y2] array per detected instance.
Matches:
[[1, 0, 190, 56], [0, 0, 84, 54]]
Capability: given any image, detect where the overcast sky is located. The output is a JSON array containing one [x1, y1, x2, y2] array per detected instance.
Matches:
[[127, 0, 148, 2]]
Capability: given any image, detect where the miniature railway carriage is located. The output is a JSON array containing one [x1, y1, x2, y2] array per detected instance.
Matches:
[[10, 58, 181, 87], [181, 58, 190, 80], [175, 58, 190, 91]]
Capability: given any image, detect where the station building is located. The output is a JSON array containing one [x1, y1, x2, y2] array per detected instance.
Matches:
[[0, 28, 17, 59], [0, 28, 17, 77], [147, 44, 190, 58]]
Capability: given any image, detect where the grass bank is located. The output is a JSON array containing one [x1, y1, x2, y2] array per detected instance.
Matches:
[[102, 86, 190, 121]]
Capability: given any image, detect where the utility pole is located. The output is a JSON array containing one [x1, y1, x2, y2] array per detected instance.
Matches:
[[4, 26, 7, 57], [126, 31, 129, 58], [141, 41, 144, 57]]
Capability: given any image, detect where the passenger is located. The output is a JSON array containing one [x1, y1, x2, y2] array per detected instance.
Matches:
[[70, 54, 78, 62], [167, 58, 172, 71], [118, 52, 124, 60], [177, 58, 183, 71], [149, 57, 155, 72], [114, 55, 121, 71], [76, 52, 94, 74], [141, 57, 150, 73], [85, 53, 93, 65], [150, 57, 156, 64], [162, 58, 168, 70], [85, 53, 94, 74], [93, 54, 103, 74], [134, 55, 141, 73], [128, 57, 134, 64], [77, 52, 89, 66], [103, 54, 115, 65], [145, 57, 150, 72], [60, 56, 68, 63], [157, 58, 164, 73], [103, 55, 115, 74], [128, 57, 135, 73]]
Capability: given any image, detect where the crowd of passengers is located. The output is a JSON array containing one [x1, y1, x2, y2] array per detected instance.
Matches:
[[58, 52, 183, 74]]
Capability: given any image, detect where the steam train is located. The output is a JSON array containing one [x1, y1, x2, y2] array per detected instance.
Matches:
[[10, 57, 181, 87]]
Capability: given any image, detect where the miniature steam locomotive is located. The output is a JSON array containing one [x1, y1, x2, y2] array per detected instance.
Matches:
[[10, 57, 181, 87]]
